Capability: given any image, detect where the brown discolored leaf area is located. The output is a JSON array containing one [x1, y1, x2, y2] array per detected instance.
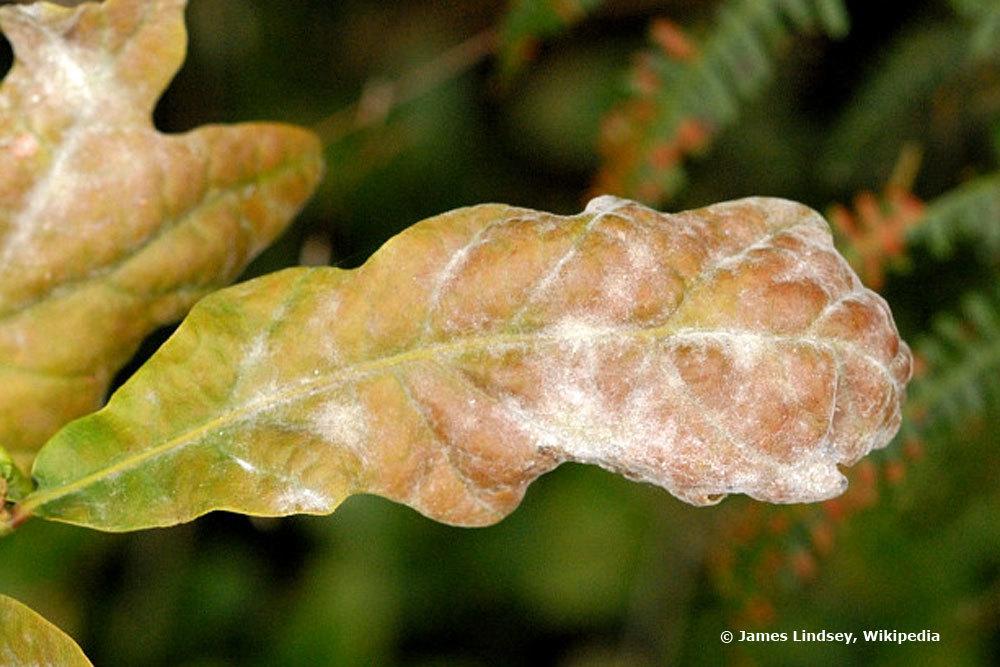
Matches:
[[0, 0, 324, 470], [16, 197, 911, 532]]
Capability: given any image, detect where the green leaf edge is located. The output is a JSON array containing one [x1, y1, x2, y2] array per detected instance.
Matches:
[[0, 595, 93, 666]]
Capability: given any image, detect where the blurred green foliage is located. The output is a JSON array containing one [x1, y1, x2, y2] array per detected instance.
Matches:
[[1, 0, 999, 664]]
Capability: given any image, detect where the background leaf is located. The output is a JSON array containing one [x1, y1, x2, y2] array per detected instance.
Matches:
[[594, 0, 849, 204], [0, 594, 92, 666], [498, 0, 604, 83], [910, 174, 1000, 264], [16, 196, 910, 532], [0, 0, 324, 470]]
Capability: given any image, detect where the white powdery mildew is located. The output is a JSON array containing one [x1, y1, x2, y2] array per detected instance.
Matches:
[[543, 317, 618, 347], [498, 394, 568, 454], [766, 450, 849, 501], [308, 395, 370, 462], [595, 218, 660, 318], [732, 196, 804, 228], [483, 196, 911, 507], [220, 441, 335, 514], [0, 5, 106, 269], [0, 128, 86, 269], [583, 194, 631, 216], [144, 388, 161, 410], [242, 333, 268, 371], [235, 282, 304, 392], [769, 227, 864, 319], [808, 292, 865, 336], [226, 378, 286, 440], [510, 197, 634, 326], [527, 327, 847, 505], [509, 336, 744, 507], [524, 318, 663, 468], [231, 456, 259, 474], [14, 5, 99, 109], [657, 351, 753, 499], [275, 486, 332, 514], [535, 325, 614, 459], [308, 292, 344, 364], [420, 211, 517, 338], [676, 328, 767, 373], [231, 335, 283, 409]]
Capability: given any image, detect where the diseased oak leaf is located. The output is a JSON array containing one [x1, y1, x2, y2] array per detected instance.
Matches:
[[0, 595, 92, 666], [15, 197, 912, 532], [0, 0, 324, 470]]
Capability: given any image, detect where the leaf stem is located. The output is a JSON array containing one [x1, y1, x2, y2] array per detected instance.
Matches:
[[1, 478, 31, 536], [0, 509, 27, 537], [8, 504, 30, 530], [313, 28, 497, 147]]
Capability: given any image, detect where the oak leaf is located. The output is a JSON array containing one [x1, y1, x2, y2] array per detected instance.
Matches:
[[14, 197, 911, 531], [0, 0, 324, 470], [0, 595, 92, 666]]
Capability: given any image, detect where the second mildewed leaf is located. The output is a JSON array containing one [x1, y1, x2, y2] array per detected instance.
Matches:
[[15, 197, 911, 531], [0, 0, 324, 470]]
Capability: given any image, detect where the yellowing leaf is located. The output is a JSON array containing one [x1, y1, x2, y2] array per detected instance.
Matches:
[[14, 197, 912, 532], [0, 595, 92, 666], [0, 0, 324, 470]]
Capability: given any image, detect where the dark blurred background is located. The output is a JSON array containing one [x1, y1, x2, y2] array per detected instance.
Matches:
[[2, 0, 999, 665]]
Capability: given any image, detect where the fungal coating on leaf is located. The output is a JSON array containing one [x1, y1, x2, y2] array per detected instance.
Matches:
[[0, 0, 324, 469], [23, 197, 911, 531]]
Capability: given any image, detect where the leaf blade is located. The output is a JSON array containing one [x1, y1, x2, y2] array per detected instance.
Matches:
[[20, 197, 912, 531]]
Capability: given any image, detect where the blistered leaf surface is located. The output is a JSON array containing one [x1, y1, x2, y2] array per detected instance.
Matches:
[[19, 197, 911, 530], [0, 595, 92, 666], [0, 0, 324, 468]]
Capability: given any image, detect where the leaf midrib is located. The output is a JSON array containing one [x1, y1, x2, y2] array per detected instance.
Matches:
[[20, 322, 883, 515]]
